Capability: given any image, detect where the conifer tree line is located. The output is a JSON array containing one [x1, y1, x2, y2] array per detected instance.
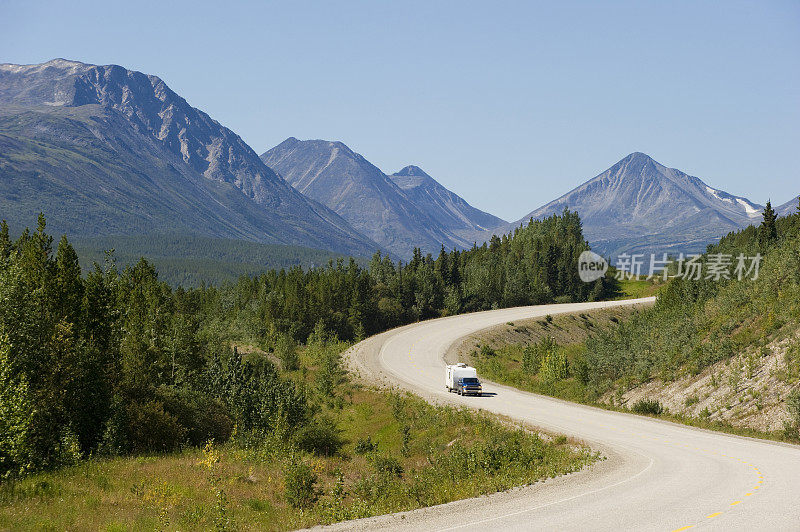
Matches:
[[207, 209, 616, 343], [0, 209, 614, 477]]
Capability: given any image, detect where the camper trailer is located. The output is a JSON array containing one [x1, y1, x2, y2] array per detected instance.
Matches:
[[445, 363, 483, 396]]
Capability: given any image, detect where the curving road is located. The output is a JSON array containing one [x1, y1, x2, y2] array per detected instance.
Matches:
[[339, 298, 800, 531]]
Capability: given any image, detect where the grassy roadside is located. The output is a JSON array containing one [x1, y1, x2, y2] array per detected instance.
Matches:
[[0, 344, 597, 531], [615, 277, 662, 299], [466, 309, 799, 445]]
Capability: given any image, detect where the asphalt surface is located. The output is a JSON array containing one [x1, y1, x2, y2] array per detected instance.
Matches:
[[338, 298, 800, 531]]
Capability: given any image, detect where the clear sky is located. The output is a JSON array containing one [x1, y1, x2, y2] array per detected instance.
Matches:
[[2, 0, 798, 221]]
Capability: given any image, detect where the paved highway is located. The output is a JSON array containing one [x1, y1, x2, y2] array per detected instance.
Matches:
[[339, 298, 800, 531]]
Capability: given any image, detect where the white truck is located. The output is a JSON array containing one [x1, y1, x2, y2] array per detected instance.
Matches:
[[445, 363, 483, 396]]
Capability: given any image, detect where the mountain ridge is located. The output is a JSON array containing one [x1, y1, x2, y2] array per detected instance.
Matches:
[[502, 152, 765, 258], [0, 59, 378, 256], [389, 165, 506, 233], [777, 196, 799, 216], [261, 138, 489, 256]]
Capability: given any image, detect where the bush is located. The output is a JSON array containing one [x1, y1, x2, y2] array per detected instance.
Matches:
[[370, 455, 403, 478], [316, 348, 342, 398], [155, 386, 233, 447], [275, 334, 299, 371], [540, 347, 568, 384], [522, 345, 539, 374], [126, 400, 187, 453], [631, 399, 664, 416], [479, 344, 496, 358], [284, 460, 318, 509], [354, 436, 379, 455], [784, 390, 800, 441], [294, 418, 343, 456]]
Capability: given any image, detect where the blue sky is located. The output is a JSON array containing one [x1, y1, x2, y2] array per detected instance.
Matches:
[[2, 0, 798, 221]]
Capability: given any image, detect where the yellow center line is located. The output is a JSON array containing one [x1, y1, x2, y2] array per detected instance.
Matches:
[[671, 526, 694, 531], [706, 512, 722, 518], [745, 493, 753, 496], [730, 501, 742, 506]]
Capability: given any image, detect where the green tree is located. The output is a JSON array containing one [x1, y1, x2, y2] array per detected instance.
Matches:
[[0, 333, 34, 478], [540, 343, 568, 384], [760, 200, 778, 247], [275, 334, 299, 371]]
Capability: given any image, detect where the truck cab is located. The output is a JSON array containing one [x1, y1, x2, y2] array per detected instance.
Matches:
[[456, 376, 483, 396]]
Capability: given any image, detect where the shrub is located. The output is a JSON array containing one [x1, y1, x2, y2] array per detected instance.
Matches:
[[787, 390, 800, 424], [283, 460, 318, 509], [631, 399, 664, 416], [784, 390, 800, 441], [126, 400, 187, 453], [155, 386, 233, 447], [370, 455, 403, 478], [540, 347, 568, 384], [354, 436, 378, 455], [479, 344, 496, 358], [275, 334, 298, 371], [316, 349, 341, 398], [522, 345, 540, 374], [294, 418, 343, 456]]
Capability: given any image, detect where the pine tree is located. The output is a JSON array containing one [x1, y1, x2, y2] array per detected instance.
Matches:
[[55, 236, 84, 328], [760, 200, 778, 247]]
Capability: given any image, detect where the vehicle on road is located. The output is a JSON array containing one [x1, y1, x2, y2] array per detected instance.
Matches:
[[446, 363, 483, 396]]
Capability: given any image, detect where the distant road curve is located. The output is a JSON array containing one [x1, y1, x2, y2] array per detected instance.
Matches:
[[333, 297, 800, 531]]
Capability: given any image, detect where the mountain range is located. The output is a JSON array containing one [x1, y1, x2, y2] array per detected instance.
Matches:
[[0, 59, 377, 257], [0, 58, 795, 275], [261, 138, 504, 257]]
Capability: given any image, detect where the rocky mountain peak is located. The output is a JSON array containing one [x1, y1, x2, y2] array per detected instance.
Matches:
[[394, 165, 431, 178], [508, 153, 765, 258], [390, 165, 436, 190]]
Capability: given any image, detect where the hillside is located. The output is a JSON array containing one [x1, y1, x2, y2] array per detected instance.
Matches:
[[0, 59, 377, 257], [71, 234, 358, 286], [778, 196, 799, 216], [463, 209, 800, 437], [506, 152, 764, 259], [262, 138, 480, 257]]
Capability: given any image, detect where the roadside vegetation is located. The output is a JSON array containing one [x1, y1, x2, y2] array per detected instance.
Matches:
[[468, 201, 800, 442], [0, 210, 607, 528], [0, 339, 595, 530]]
